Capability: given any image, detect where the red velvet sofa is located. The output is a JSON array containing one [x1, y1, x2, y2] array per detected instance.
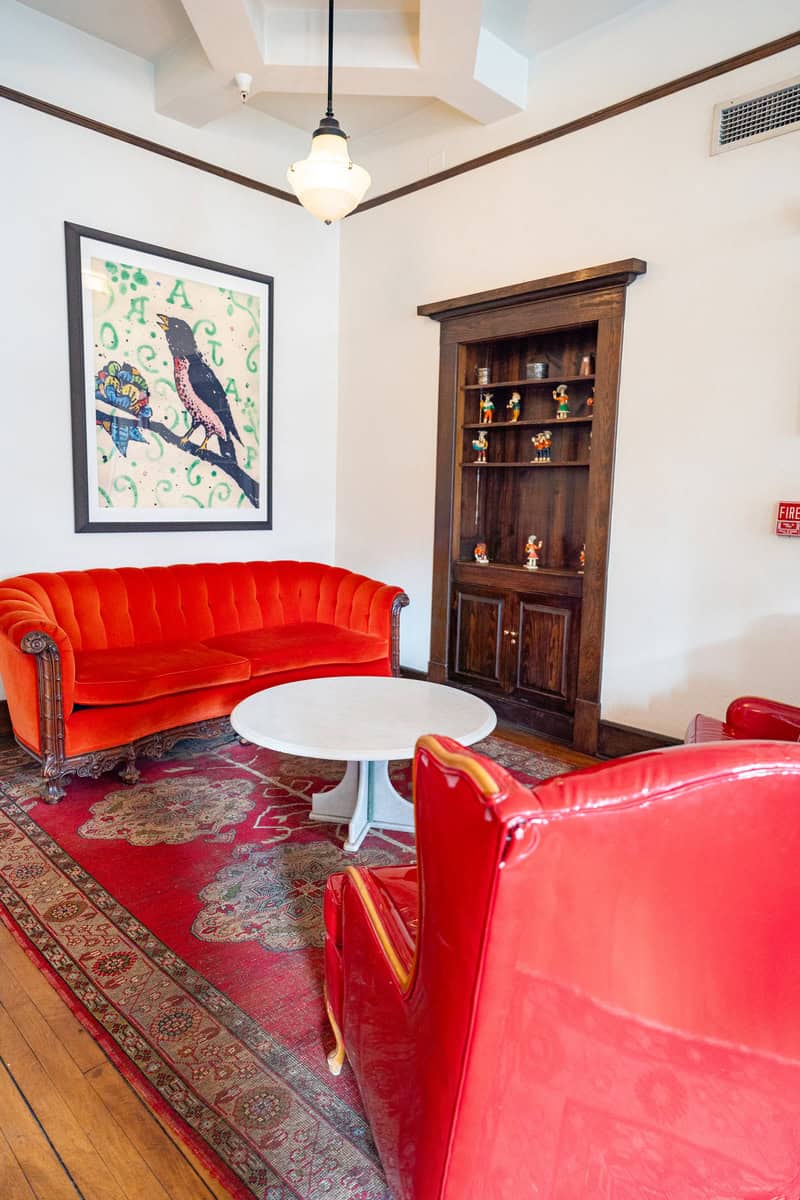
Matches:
[[324, 735, 800, 1199], [0, 561, 407, 801], [686, 693, 800, 743]]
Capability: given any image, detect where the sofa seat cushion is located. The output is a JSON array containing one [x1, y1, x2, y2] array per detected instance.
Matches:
[[203, 622, 389, 677], [73, 642, 251, 706]]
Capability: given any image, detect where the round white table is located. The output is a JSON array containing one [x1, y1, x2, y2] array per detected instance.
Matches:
[[231, 676, 496, 851]]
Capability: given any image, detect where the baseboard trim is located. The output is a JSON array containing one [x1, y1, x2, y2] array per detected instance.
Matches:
[[399, 665, 428, 681], [0, 700, 10, 737], [597, 720, 681, 758]]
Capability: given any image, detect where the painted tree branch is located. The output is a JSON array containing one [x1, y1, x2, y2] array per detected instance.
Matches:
[[96, 410, 259, 508]]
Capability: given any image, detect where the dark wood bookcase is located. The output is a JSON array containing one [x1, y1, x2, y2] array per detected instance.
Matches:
[[419, 259, 646, 753]]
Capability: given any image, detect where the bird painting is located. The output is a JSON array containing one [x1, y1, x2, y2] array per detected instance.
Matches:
[[157, 315, 243, 460], [95, 360, 152, 457]]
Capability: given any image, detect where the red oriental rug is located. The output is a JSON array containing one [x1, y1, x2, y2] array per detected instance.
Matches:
[[0, 732, 571, 1200]]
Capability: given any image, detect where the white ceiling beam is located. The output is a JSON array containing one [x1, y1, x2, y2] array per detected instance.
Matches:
[[177, 0, 264, 75], [155, 38, 241, 127], [419, 0, 527, 123]]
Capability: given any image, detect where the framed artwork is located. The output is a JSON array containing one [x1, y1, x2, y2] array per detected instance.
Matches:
[[65, 222, 273, 532]]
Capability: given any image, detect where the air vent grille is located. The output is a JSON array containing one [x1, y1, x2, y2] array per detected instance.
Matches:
[[711, 78, 800, 154]]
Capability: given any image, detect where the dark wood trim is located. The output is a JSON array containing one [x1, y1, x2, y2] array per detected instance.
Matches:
[[418, 260, 647, 320], [399, 665, 428, 681], [3, 33, 797, 220], [0, 699, 10, 737], [391, 593, 410, 675], [359, 30, 800, 213], [0, 85, 298, 206], [597, 720, 681, 758]]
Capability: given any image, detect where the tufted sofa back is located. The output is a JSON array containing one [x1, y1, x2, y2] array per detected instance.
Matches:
[[0, 562, 394, 652]]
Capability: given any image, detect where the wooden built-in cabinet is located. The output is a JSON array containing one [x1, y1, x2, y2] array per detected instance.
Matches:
[[419, 260, 646, 753]]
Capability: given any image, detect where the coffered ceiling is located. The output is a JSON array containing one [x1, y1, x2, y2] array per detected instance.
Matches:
[[18, 0, 645, 144]]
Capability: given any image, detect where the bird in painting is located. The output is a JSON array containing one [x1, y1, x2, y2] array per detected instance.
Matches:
[[157, 315, 242, 460]]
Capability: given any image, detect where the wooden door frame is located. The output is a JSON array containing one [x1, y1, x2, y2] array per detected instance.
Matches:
[[421, 259, 646, 753]]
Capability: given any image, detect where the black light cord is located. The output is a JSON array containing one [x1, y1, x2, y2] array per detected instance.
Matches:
[[326, 0, 335, 118]]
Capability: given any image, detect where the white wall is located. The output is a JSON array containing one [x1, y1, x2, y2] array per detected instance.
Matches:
[[0, 64, 339, 583], [336, 44, 800, 738]]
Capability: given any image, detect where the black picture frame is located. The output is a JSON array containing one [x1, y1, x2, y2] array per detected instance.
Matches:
[[65, 222, 273, 532]]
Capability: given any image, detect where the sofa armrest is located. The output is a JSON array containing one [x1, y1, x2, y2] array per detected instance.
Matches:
[[364, 585, 409, 676], [0, 607, 75, 753], [725, 695, 800, 741]]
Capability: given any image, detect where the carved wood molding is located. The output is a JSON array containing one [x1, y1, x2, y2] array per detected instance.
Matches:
[[391, 593, 410, 676]]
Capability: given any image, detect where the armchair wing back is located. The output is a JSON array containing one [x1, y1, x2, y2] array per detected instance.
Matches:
[[324, 736, 800, 1199], [686, 694, 800, 743]]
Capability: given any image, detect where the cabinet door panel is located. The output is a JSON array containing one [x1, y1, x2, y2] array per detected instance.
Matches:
[[513, 599, 578, 708], [452, 589, 505, 687]]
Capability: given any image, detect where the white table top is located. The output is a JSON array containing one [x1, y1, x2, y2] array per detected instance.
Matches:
[[231, 676, 496, 761]]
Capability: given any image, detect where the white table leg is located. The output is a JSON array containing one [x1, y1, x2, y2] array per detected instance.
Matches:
[[311, 760, 415, 852], [369, 761, 415, 835], [343, 762, 372, 853], [310, 761, 358, 823]]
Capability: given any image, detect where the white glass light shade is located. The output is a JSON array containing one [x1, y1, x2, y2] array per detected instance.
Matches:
[[287, 132, 371, 223]]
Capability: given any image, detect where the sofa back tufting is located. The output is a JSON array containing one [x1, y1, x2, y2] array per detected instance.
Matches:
[[0, 561, 396, 653]]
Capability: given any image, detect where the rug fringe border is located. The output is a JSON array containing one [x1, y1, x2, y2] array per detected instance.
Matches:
[[0, 899, 255, 1200]]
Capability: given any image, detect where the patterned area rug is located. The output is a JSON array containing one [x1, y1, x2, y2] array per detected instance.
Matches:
[[0, 732, 571, 1200]]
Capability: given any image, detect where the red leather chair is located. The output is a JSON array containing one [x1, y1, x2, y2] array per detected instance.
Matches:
[[324, 736, 800, 1200], [686, 694, 800, 743]]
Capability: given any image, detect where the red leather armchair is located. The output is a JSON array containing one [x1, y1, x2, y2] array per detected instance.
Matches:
[[686, 694, 800, 743], [324, 736, 800, 1199]]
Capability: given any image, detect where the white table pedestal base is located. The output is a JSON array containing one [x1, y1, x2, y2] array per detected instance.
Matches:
[[310, 761, 414, 852]]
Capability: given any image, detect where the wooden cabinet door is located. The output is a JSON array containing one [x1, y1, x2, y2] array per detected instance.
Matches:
[[510, 594, 580, 711], [450, 586, 508, 690]]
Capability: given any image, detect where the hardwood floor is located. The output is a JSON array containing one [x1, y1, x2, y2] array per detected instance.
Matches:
[[0, 726, 588, 1198], [0, 922, 234, 1200]]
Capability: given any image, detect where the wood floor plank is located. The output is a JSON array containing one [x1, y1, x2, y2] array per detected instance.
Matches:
[[0, 1063, 78, 1200], [0, 1122, 40, 1200], [0, 1000, 131, 1200], [0, 924, 106, 1074], [495, 722, 599, 767], [85, 1061, 225, 1200]]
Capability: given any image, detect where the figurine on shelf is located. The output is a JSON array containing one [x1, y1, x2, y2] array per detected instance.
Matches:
[[474, 542, 489, 565], [472, 430, 489, 463], [554, 384, 570, 420], [524, 534, 543, 570], [479, 392, 495, 423], [506, 391, 521, 422], [531, 431, 553, 463], [578, 543, 586, 573], [587, 386, 594, 409]]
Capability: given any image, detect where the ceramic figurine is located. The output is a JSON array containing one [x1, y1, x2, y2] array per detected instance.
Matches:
[[480, 392, 495, 424], [506, 391, 521, 422], [531, 433, 542, 462], [524, 534, 543, 570], [554, 384, 570, 420], [587, 387, 594, 409], [474, 542, 489, 565], [472, 431, 488, 464], [578, 544, 586, 573], [541, 429, 553, 462]]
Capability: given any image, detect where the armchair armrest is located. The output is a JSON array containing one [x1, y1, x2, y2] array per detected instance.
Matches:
[[725, 695, 800, 741]]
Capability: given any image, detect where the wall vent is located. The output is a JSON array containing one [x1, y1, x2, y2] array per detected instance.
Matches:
[[711, 77, 800, 154]]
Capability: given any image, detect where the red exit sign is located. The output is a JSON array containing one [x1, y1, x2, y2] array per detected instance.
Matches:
[[776, 502, 800, 536]]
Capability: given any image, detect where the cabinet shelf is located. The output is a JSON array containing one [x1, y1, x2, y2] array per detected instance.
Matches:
[[459, 561, 583, 578], [462, 460, 590, 469], [463, 416, 593, 430], [463, 374, 594, 390]]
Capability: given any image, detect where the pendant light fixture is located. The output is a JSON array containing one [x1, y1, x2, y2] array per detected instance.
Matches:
[[286, 0, 371, 223]]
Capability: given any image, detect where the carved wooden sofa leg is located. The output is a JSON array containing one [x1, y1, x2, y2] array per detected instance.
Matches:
[[119, 757, 140, 785]]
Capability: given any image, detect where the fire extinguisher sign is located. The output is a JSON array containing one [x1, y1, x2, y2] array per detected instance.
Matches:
[[776, 502, 800, 536]]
